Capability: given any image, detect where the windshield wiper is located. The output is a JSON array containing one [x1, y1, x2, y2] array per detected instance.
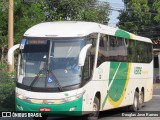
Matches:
[[30, 68, 46, 88], [30, 68, 63, 92]]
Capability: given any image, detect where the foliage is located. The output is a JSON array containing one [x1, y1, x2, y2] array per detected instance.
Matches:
[[0, 63, 16, 111], [152, 0, 160, 22], [0, 0, 8, 62], [117, 0, 160, 40], [0, 0, 46, 62], [14, 0, 46, 44], [45, 0, 110, 24]]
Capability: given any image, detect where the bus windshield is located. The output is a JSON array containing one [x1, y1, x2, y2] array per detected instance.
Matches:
[[18, 38, 85, 91]]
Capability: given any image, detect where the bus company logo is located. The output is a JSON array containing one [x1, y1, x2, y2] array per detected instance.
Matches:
[[1, 112, 42, 117], [2, 112, 11, 117], [134, 67, 142, 75]]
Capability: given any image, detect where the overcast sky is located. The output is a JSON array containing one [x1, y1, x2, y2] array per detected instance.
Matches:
[[107, 0, 124, 27]]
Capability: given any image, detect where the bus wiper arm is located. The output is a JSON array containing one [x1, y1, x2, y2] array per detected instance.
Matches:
[[30, 68, 47, 88], [30, 68, 63, 92]]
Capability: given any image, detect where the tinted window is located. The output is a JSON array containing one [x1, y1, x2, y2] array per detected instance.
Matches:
[[82, 33, 97, 81], [97, 35, 109, 66], [97, 34, 152, 67]]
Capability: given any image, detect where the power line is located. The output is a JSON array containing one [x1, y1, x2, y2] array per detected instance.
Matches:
[[109, 8, 159, 15]]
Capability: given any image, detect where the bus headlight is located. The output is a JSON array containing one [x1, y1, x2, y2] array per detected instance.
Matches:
[[64, 92, 85, 102], [16, 91, 85, 104], [16, 93, 27, 100]]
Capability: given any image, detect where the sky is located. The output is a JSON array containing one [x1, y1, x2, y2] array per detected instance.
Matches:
[[107, 0, 124, 27]]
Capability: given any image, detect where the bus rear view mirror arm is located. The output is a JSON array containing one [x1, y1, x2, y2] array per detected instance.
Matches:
[[78, 44, 92, 66], [8, 44, 20, 65]]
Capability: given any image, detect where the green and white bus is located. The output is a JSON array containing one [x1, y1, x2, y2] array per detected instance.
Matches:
[[8, 21, 153, 119]]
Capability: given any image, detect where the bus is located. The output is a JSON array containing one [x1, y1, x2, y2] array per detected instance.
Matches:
[[8, 21, 153, 119]]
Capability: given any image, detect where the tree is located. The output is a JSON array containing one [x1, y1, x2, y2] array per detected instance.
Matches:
[[0, 0, 8, 62], [0, 0, 110, 63], [0, 0, 46, 62], [14, 0, 46, 44], [45, 0, 110, 24], [117, 0, 160, 41], [152, 0, 160, 22]]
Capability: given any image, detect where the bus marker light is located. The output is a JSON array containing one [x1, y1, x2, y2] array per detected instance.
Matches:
[[40, 108, 51, 112]]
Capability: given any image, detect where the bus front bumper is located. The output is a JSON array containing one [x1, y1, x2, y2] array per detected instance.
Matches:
[[16, 97, 83, 116]]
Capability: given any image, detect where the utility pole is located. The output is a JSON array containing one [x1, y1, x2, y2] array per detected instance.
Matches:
[[8, 0, 14, 72]]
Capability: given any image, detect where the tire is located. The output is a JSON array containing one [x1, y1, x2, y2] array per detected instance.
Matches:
[[129, 91, 139, 111], [139, 91, 144, 109], [85, 96, 100, 120]]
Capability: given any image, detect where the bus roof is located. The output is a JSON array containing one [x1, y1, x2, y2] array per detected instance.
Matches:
[[24, 21, 152, 43]]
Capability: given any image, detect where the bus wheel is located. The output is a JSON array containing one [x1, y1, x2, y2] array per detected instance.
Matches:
[[129, 91, 139, 111], [86, 96, 100, 120], [139, 91, 144, 109]]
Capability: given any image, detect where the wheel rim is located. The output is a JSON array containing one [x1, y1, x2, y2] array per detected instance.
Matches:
[[90, 102, 98, 117], [139, 92, 144, 105], [93, 102, 98, 111], [134, 96, 138, 108]]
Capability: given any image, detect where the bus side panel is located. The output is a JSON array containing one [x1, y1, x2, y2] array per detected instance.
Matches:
[[102, 62, 133, 109], [91, 62, 132, 111], [90, 61, 153, 111], [90, 62, 110, 111], [81, 82, 94, 114], [119, 62, 153, 107], [144, 61, 153, 102]]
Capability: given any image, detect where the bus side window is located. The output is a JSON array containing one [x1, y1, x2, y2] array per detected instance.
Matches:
[[82, 33, 97, 84], [83, 52, 91, 80], [97, 34, 109, 67]]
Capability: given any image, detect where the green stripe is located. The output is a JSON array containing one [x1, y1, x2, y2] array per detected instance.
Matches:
[[108, 62, 128, 102], [102, 62, 129, 109], [115, 30, 130, 39]]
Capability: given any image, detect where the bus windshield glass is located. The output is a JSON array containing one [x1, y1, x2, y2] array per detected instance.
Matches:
[[18, 38, 84, 91]]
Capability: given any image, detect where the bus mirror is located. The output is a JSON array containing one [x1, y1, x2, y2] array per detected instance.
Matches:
[[78, 44, 92, 66], [8, 44, 20, 65]]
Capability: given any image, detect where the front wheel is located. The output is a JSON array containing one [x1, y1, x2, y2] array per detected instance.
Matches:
[[86, 96, 100, 120]]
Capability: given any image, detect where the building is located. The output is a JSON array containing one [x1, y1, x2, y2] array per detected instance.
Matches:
[[153, 39, 160, 83]]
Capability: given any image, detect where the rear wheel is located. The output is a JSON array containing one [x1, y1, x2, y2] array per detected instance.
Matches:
[[139, 91, 144, 109], [129, 91, 139, 111]]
